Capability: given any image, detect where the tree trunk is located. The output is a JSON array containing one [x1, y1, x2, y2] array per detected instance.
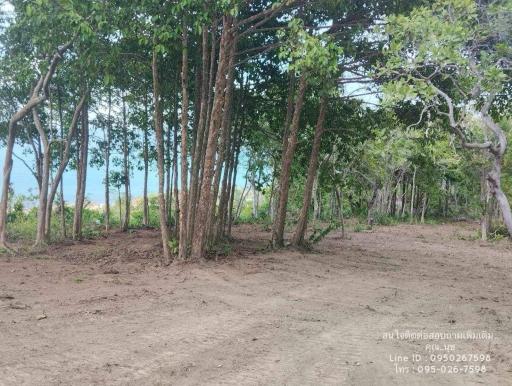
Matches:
[[152, 47, 171, 265], [312, 174, 320, 221], [410, 165, 417, 223], [121, 95, 130, 231], [292, 97, 327, 246], [480, 171, 490, 241], [216, 107, 238, 239], [177, 23, 190, 260], [191, 16, 233, 259], [73, 100, 89, 240], [33, 109, 50, 247], [487, 157, 512, 238], [227, 125, 242, 237], [45, 93, 88, 239], [143, 91, 149, 227], [104, 89, 112, 232], [420, 193, 428, 224], [57, 85, 67, 238], [208, 34, 237, 244], [272, 73, 307, 247], [336, 187, 345, 238], [173, 108, 180, 238], [186, 26, 210, 247]]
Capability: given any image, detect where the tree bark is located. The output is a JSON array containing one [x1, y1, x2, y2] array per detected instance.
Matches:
[[186, 26, 210, 247], [33, 109, 50, 247], [104, 89, 112, 232], [45, 92, 87, 239], [292, 96, 327, 246], [272, 73, 307, 247], [227, 124, 242, 237], [143, 91, 149, 227], [152, 47, 171, 265], [191, 16, 233, 259], [121, 95, 130, 231], [207, 31, 237, 244], [178, 22, 190, 260], [410, 165, 417, 223], [420, 193, 427, 224], [73, 100, 89, 240], [487, 157, 512, 237], [57, 84, 67, 238]]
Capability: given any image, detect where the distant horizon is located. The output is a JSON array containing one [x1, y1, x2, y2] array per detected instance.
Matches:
[[0, 146, 249, 206]]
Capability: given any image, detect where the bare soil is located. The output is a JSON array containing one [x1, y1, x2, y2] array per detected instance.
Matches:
[[1, 222, 511, 385]]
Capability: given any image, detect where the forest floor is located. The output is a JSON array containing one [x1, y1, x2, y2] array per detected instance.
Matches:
[[1, 222, 512, 385]]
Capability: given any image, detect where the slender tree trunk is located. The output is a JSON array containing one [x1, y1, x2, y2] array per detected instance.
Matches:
[[480, 171, 490, 241], [216, 108, 238, 239], [152, 47, 171, 265], [186, 26, 210, 246], [45, 93, 88, 239], [173, 108, 180, 238], [165, 115, 172, 224], [272, 73, 307, 247], [143, 92, 149, 227], [199, 20, 218, 189], [227, 126, 241, 237], [73, 100, 89, 240], [104, 89, 112, 232], [444, 178, 449, 217], [33, 109, 50, 247], [420, 193, 428, 224], [400, 179, 407, 218], [292, 97, 327, 246], [122, 95, 130, 231], [207, 32, 237, 244], [336, 187, 345, 238], [57, 85, 67, 238], [178, 22, 190, 260], [313, 174, 320, 221], [191, 16, 233, 259], [410, 165, 417, 223], [118, 187, 122, 224]]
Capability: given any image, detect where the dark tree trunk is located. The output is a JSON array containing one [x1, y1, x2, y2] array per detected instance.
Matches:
[[187, 24, 214, 247], [73, 100, 89, 240], [152, 47, 171, 265], [272, 73, 307, 248], [292, 96, 327, 246], [143, 91, 149, 227], [104, 89, 112, 232], [178, 22, 190, 260], [121, 95, 130, 231], [33, 109, 50, 247], [57, 85, 67, 238], [207, 31, 237, 245], [45, 93, 87, 239], [191, 16, 233, 259]]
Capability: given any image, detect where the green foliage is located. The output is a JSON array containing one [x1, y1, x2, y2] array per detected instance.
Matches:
[[278, 18, 342, 90]]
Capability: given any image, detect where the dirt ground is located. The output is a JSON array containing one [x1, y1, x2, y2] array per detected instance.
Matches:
[[1, 222, 511, 385]]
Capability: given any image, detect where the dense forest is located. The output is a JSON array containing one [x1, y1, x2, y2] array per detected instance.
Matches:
[[0, 0, 511, 262]]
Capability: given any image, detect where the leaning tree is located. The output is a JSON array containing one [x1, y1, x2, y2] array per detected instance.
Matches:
[[381, 0, 512, 237]]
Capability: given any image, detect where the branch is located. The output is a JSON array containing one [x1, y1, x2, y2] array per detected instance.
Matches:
[[13, 152, 39, 185]]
